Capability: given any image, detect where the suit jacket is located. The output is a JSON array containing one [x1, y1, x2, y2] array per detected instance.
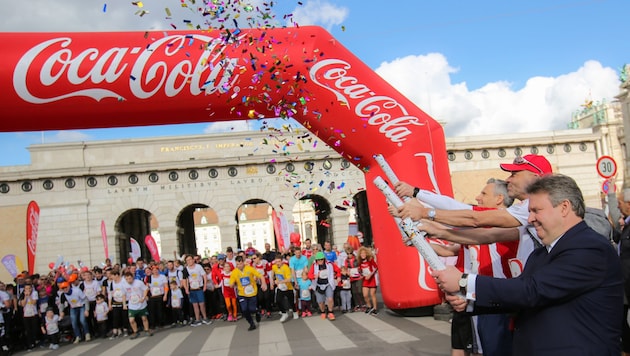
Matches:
[[474, 221, 622, 356], [616, 222, 630, 300]]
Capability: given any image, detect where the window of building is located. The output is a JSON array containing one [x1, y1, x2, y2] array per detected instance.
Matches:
[[65, 178, 75, 189], [43, 179, 54, 190], [563, 144, 572, 153], [87, 177, 97, 187], [21, 181, 32, 192]]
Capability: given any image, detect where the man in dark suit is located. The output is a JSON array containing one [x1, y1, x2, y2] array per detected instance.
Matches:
[[615, 188, 630, 356], [433, 174, 622, 355]]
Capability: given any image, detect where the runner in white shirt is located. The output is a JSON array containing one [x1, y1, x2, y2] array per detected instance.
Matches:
[[182, 255, 211, 326], [123, 271, 152, 339]]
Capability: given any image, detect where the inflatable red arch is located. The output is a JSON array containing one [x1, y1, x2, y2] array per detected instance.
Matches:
[[0, 26, 452, 311]]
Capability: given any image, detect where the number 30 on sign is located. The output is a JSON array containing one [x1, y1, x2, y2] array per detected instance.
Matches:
[[596, 155, 617, 179]]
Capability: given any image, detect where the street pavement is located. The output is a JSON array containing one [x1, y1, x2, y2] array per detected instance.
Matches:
[[19, 310, 451, 356]]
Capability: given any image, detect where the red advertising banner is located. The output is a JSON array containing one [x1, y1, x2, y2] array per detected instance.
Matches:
[[144, 234, 160, 262], [271, 209, 285, 253], [0, 27, 452, 311], [100, 220, 109, 259], [26, 201, 40, 274]]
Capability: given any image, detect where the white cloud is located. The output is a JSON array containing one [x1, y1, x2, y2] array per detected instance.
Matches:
[[41, 131, 92, 143], [291, 0, 348, 31], [204, 120, 252, 133], [375, 55, 620, 137]]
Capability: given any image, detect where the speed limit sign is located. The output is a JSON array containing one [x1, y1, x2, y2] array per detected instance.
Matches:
[[596, 155, 617, 179]]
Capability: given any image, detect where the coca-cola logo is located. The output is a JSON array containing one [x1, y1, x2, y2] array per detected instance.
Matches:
[[309, 58, 424, 144], [27, 206, 39, 256], [13, 34, 241, 103]]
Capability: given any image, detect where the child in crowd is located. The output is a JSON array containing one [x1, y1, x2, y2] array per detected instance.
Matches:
[[339, 266, 353, 313], [19, 284, 40, 350], [168, 280, 185, 327], [297, 271, 312, 317], [358, 247, 379, 315], [94, 294, 109, 338], [221, 263, 238, 322], [41, 307, 60, 350]]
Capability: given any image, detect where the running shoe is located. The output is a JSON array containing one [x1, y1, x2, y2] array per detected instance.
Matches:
[[202, 318, 212, 325], [320, 312, 326, 320], [327, 313, 335, 321]]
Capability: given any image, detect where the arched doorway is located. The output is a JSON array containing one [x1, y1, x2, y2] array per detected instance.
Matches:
[[176, 204, 216, 257], [115, 209, 156, 265], [353, 191, 372, 247], [293, 195, 331, 246], [235, 199, 274, 253]]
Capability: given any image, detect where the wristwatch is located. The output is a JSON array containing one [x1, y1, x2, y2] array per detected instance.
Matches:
[[459, 273, 468, 295], [427, 208, 436, 221], [412, 187, 420, 198]]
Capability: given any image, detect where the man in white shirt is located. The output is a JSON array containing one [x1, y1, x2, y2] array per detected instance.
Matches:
[[123, 271, 152, 339]]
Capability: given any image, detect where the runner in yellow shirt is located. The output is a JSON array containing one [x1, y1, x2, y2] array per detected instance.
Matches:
[[229, 256, 267, 331]]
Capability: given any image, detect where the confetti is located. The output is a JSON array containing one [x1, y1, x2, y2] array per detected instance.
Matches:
[[102, 3, 107, 12]]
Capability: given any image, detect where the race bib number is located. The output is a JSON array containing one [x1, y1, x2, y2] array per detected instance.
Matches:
[[190, 280, 200, 289], [39, 302, 49, 314], [130, 294, 140, 304], [362, 268, 371, 277], [171, 296, 181, 308], [342, 279, 351, 289], [223, 278, 230, 286], [151, 287, 162, 296], [85, 288, 96, 298], [113, 289, 123, 300], [318, 270, 328, 279], [278, 282, 288, 291], [24, 303, 37, 317], [350, 268, 359, 277], [241, 277, 254, 295], [301, 289, 311, 299]]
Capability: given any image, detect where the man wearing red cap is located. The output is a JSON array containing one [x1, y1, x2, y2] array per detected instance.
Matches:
[[395, 154, 553, 277]]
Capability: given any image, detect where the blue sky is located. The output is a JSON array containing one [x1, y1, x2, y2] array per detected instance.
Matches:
[[0, 0, 626, 166]]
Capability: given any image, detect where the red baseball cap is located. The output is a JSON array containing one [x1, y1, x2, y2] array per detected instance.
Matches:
[[500, 154, 552, 175]]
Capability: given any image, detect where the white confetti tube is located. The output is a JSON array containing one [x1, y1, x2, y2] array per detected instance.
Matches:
[[373, 176, 446, 271], [374, 154, 400, 186]]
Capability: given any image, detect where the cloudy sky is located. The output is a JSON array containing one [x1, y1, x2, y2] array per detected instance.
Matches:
[[0, 0, 625, 165]]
